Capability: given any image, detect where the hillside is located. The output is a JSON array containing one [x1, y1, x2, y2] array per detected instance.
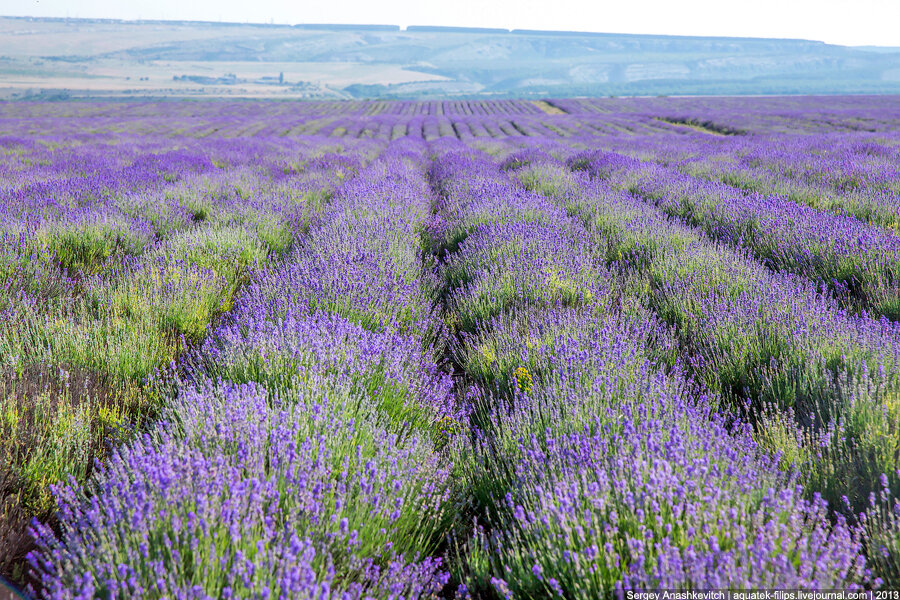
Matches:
[[0, 16, 898, 99]]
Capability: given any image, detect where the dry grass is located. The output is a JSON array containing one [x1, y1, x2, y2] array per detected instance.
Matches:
[[531, 100, 567, 115], [0, 364, 136, 585]]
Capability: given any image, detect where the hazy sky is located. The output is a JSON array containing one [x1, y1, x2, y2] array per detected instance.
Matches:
[[4, 0, 899, 47]]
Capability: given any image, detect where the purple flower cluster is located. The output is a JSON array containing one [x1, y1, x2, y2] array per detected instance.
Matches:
[[248, 143, 444, 341], [30, 381, 452, 599], [514, 153, 900, 511], [195, 309, 456, 428], [571, 148, 900, 320], [487, 415, 866, 594]]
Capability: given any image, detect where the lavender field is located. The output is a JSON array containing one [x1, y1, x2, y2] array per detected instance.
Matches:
[[1, 96, 900, 598]]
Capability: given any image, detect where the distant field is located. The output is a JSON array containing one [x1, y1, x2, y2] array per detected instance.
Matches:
[[2, 96, 900, 597], [1, 16, 899, 99], [0, 18, 450, 99], [0, 57, 448, 99]]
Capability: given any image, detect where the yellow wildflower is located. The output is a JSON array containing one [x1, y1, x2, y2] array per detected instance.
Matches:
[[514, 366, 533, 394]]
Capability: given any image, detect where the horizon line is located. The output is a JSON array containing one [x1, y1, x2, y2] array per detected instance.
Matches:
[[0, 13, 865, 47]]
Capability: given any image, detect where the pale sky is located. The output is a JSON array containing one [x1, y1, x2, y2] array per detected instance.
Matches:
[[4, 0, 899, 47]]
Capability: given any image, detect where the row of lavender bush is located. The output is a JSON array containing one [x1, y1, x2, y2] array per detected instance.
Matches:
[[1, 136, 376, 581], [0, 138, 367, 591], [426, 142, 873, 596], [509, 145, 900, 585]]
